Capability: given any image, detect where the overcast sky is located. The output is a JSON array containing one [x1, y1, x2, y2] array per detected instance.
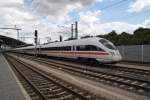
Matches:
[[0, 0, 150, 44]]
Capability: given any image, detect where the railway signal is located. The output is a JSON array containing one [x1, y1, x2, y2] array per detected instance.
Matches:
[[60, 35, 62, 42], [34, 30, 38, 45]]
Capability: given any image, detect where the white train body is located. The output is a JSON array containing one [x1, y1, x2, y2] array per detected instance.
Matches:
[[12, 37, 122, 63]]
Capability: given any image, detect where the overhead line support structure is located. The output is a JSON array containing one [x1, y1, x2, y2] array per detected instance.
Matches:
[[0, 27, 22, 40]]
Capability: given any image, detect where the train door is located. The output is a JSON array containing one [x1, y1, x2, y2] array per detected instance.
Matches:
[[72, 45, 76, 58]]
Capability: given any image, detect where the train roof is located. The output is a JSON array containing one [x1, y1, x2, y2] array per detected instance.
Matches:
[[15, 37, 103, 50], [42, 37, 101, 48]]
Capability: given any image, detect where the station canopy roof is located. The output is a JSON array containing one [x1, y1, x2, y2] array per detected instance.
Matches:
[[0, 35, 32, 47]]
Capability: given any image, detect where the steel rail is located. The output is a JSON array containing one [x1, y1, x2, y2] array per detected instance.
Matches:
[[14, 54, 150, 97], [6, 55, 96, 100]]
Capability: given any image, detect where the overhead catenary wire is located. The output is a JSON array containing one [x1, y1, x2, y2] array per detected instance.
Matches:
[[31, 0, 41, 12], [32, 0, 130, 13], [100, 0, 129, 10], [95, 0, 150, 26], [116, 9, 150, 20], [30, 0, 145, 41], [31, 0, 131, 22]]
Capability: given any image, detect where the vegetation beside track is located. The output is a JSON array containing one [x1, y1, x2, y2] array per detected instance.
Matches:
[[97, 27, 150, 46]]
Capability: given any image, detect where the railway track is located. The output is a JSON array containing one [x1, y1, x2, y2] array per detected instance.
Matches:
[[103, 64, 150, 76], [10, 53, 150, 97], [6, 55, 100, 100], [18, 53, 150, 80], [19, 53, 150, 77], [7, 53, 150, 98]]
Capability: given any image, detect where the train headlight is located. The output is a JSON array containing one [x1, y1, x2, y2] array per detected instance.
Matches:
[[110, 52, 115, 56]]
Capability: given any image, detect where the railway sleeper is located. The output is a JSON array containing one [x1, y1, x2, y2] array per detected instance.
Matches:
[[44, 92, 71, 99], [56, 94, 74, 100]]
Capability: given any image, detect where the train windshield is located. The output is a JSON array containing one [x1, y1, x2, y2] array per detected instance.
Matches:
[[99, 39, 116, 50]]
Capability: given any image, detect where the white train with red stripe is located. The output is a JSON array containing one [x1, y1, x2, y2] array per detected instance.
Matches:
[[12, 37, 122, 63]]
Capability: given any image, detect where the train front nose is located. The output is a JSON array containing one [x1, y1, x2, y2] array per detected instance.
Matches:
[[112, 54, 122, 61], [110, 51, 122, 62]]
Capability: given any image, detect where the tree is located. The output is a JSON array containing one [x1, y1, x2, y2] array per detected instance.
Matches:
[[96, 27, 150, 45], [133, 27, 150, 44]]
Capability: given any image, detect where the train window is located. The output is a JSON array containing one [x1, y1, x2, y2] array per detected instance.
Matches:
[[99, 39, 116, 50], [49, 47, 55, 50], [86, 45, 97, 51], [66, 46, 71, 51], [99, 39, 108, 44], [96, 46, 104, 51], [42, 47, 56, 51], [49, 47, 58, 51], [43, 46, 71, 51], [76, 45, 104, 51], [60, 46, 71, 51], [63, 46, 71, 51], [76, 45, 86, 51]]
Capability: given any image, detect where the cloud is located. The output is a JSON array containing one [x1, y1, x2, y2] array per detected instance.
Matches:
[[79, 10, 101, 25], [128, 0, 150, 13], [1, 0, 99, 43], [0, 0, 38, 26], [80, 21, 143, 36], [78, 10, 102, 36], [0, 0, 43, 42], [0, 0, 150, 44], [143, 19, 150, 26], [32, 0, 98, 23], [78, 10, 149, 38], [96, 0, 103, 2], [99, 22, 143, 34]]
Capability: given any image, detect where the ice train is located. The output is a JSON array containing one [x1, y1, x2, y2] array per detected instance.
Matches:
[[11, 37, 122, 63]]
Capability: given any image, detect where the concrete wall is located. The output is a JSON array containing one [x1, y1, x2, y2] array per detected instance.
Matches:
[[117, 45, 150, 63]]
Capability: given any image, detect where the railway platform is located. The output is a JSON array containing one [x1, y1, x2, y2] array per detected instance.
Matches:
[[0, 53, 28, 100]]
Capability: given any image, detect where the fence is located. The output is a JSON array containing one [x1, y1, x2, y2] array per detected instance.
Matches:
[[117, 45, 150, 63]]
